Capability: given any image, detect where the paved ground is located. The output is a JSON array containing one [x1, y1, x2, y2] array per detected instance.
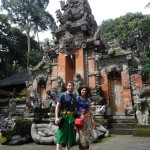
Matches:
[[0, 135, 150, 150]]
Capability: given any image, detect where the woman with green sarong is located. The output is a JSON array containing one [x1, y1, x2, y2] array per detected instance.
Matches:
[[55, 81, 77, 150]]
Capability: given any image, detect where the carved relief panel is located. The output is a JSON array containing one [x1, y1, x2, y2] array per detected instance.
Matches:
[[108, 72, 124, 115]]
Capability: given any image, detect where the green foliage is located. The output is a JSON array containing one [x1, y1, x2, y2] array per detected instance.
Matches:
[[1, 0, 54, 69], [141, 57, 150, 83], [30, 48, 43, 66], [0, 14, 41, 79]]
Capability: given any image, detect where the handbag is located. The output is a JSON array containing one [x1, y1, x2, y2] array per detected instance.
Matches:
[[75, 118, 84, 127]]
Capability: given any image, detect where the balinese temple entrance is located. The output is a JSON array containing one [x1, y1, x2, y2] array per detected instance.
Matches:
[[26, 0, 144, 123], [108, 72, 123, 115], [24, 0, 148, 137]]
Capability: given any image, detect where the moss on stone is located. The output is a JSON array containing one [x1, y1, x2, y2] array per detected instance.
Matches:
[[132, 125, 150, 137], [0, 136, 7, 144]]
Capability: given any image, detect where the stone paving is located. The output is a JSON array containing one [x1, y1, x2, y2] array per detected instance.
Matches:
[[0, 135, 150, 150]]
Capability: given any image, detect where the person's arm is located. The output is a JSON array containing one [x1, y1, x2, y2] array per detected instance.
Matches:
[[55, 102, 61, 126], [88, 99, 91, 112], [75, 96, 78, 114]]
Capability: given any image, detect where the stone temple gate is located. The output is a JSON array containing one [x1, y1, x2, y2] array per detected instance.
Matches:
[[26, 0, 149, 128]]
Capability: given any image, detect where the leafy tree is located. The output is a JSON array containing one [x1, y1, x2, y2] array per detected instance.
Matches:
[[0, 14, 42, 79], [1, 0, 54, 69], [141, 57, 150, 83]]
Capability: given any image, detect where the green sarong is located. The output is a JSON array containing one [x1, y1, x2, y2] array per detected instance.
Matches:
[[56, 114, 76, 149]]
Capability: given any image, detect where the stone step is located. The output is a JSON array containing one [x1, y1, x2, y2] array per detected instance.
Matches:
[[111, 116, 135, 119], [109, 128, 133, 135], [110, 116, 137, 123], [111, 123, 136, 129], [111, 119, 137, 123]]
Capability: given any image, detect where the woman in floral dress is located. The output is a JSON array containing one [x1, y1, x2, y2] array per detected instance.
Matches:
[[76, 85, 95, 150]]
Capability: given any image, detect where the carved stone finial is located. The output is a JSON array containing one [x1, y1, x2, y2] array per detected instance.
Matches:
[[54, 0, 97, 55]]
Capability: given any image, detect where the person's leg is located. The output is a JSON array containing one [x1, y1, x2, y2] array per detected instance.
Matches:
[[79, 145, 87, 150], [65, 145, 68, 150], [56, 144, 62, 150]]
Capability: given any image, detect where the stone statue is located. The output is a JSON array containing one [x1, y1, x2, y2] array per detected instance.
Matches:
[[56, 76, 64, 96], [133, 86, 149, 125], [73, 73, 82, 96]]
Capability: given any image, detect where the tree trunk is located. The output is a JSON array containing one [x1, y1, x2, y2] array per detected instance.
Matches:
[[36, 27, 41, 51], [27, 29, 31, 70]]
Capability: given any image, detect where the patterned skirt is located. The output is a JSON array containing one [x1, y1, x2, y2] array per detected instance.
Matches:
[[78, 116, 94, 148]]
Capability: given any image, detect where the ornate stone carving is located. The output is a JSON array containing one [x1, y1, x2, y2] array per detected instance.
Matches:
[[56, 76, 64, 95], [104, 64, 122, 73], [46, 89, 57, 116], [133, 86, 149, 125], [59, 29, 75, 54], [49, 22, 58, 39], [27, 90, 42, 112], [8, 98, 17, 117], [94, 105, 106, 115], [32, 43, 52, 71], [0, 115, 15, 131], [54, 0, 98, 55], [55, 9, 63, 21], [31, 122, 57, 144], [36, 74, 47, 86]]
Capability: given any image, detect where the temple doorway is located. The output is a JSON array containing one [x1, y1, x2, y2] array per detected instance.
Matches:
[[108, 72, 124, 115], [65, 55, 75, 84]]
